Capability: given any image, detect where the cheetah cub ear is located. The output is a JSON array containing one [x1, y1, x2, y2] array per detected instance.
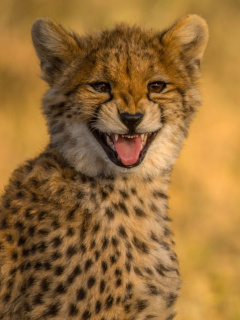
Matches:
[[31, 17, 80, 85], [161, 14, 209, 74]]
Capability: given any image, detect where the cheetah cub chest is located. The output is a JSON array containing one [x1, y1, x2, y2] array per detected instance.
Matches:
[[0, 15, 208, 320]]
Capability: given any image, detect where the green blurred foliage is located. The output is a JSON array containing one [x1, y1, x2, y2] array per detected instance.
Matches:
[[0, 0, 240, 319]]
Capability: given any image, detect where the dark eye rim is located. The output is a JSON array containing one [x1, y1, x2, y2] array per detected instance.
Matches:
[[147, 81, 167, 93], [90, 82, 111, 93]]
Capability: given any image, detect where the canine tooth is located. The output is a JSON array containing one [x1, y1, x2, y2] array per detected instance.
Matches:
[[115, 134, 119, 141], [106, 135, 111, 144], [141, 134, 145, 141]]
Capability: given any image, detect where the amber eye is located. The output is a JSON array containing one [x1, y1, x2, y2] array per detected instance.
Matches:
[[90, 82, 111, 93], [148, 81, 166, 93]]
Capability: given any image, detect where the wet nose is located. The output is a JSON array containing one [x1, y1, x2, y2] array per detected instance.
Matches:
[[119, 112, 144, 132]]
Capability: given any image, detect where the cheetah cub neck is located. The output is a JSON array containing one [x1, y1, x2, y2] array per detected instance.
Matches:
[[31, 15, 208, 179]]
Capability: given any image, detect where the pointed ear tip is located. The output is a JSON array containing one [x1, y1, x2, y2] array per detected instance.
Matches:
[[184, 14, 209, 33], [31, 17, 55, 37]]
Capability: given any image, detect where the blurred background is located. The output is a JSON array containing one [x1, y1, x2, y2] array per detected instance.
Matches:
[[0, 0, 240, 319]]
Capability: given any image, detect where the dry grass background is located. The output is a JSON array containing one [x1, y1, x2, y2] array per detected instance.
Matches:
[[0, 0, 240, 319]]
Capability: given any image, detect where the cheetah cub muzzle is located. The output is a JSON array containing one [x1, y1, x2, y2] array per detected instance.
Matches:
[[0, 15, 208, 320]]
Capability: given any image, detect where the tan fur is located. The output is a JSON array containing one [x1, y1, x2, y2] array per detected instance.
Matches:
[[0, 15, 208, 319]]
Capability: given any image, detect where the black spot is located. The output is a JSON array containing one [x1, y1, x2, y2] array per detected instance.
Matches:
[[126, 251, 133, 260], [149, 203, 158, 213], [69, 304, 79, 316], [85, 259, 93, 271], [101, 261, 108, 274], [54, 265, 65, 276], [33, 293, 44, 305], [38, 228, 50, 236], [67, 265, 82, 284], [166, 313, 176, 320], [95, 250, 100, 261], [44, 261, 51, 270], [80, 244, 87, 254], [131, 187, 137, 195], [118, 202, 129, 215], [118, 225, 128, 238], [77, 288, 86, 301], [100, 280, 106, 293], [147, 284, 160, 295], [115, 268, 122, 277], [90, 240, 96, 249], [105, 207, 115, 220], [44, 303, 60, 316], [124, 304, 131, 313], [102, 237, 109, 250], [132, 236, 149, 254], [51, 251, 62, 261], [88, 276, 96, 288], [125, 262, 131, 272], [133, 266, 143, 277], [152, 190, 168, 199], [34, 261, 42, 270], [11, 251, 18, 261], [92, 222, 101, 233], [119, 190, 128, 198], [41, 278, 50, 292], [144, 267, 153, 275], [22, 248, 30, 257], [95, 300, 102, 314], [3, 293, 11, 303], [67, 227, 75, 237], [82, 310, 91, 320], [55, 282, 67, 294], [52, 236, 62, 248], [105, 295, 114, 309], [6, 234, 13, 243], [111, 236, 119, 247], [101, 189, 108, 200], [28, 226, 36, 237], [136, 299, 149, 312], [16, 191, 24, 199], [110, 254, 117, 265], [1, 218, 8, 229], [15, 221, 25, 231], [116, 296, 121, 304], [116, 278, 122, 287], [38, 211, 47, 221], [66, 245, 77, 258], [134, 206, 146, 217], [67, 208, 77, 221], [166, 293, 178, 308], [51, 219, 61, 230], [164, 227, 172, 237]]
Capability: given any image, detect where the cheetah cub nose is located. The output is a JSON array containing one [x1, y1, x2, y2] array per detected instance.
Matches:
[[119, 112, 144, 132]]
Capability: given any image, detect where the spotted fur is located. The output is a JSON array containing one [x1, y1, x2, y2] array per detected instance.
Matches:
[[0, 15, 208, 319]]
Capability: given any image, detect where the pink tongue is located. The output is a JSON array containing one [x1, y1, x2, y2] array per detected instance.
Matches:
[[112, 135, 142, 166]]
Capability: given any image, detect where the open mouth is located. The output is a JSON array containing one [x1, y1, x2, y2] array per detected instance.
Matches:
[[90, 129, 159, 168]]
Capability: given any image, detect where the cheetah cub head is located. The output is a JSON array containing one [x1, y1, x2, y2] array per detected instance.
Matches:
[[32, 15, 208, 177]]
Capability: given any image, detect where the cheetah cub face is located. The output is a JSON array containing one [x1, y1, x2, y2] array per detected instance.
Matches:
[[32, 15, 208, 177]]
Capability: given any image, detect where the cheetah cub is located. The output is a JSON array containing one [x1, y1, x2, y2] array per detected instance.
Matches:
[[0, 15, 208, 320]]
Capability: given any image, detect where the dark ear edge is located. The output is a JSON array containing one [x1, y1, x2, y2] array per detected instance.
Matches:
[[161, 15, 209, 68], [31, 17, 80, 85]]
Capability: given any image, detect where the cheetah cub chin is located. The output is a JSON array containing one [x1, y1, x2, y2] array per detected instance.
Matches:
[[0, 15, 208, 320]]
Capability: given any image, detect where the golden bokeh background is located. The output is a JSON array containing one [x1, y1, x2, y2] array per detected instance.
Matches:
[[0, 1, 240, 319]]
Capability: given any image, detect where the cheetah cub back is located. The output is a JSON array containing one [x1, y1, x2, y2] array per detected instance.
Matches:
[[0, 15, 208, 320]]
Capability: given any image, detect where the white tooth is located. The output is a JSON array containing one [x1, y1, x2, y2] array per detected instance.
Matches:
[[106, 135, 111, 145], [141, 134, 145, 141], [115, 134, 119, 141]]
